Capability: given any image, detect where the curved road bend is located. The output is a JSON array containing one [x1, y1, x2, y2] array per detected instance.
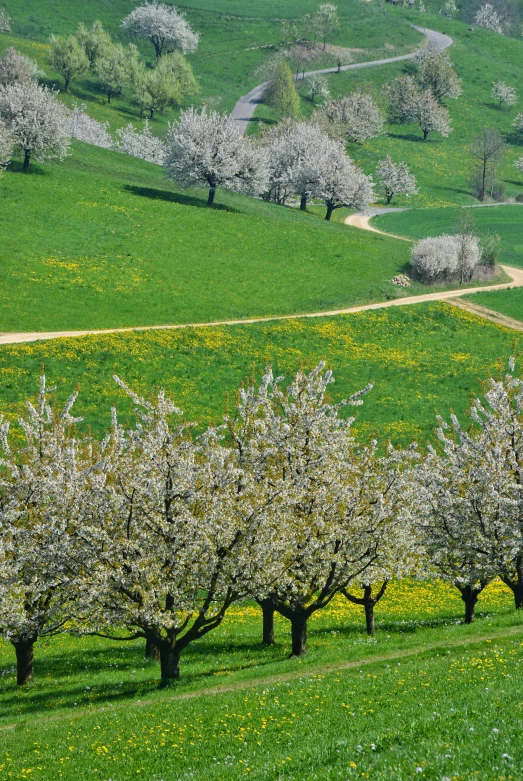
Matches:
[[231, 27, 453, 132]]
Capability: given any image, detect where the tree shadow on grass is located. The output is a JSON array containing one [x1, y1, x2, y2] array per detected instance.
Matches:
[[124, 184, 241, 213], [387, 131, 427, 143], [7, 160, 49, 176]]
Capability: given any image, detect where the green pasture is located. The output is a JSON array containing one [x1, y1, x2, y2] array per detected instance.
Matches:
[[0, 578, 522, 780], [0, 141, 476, 334], [0, 302, 518, 443]]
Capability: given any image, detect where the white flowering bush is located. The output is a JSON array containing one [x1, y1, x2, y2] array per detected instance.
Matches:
[[0, 47, 41, 88], [115, 120, 166, 164], [0, 117, 12, 174], [68, 104, 113, 149], [121, 2, 199, 59], [323, 91, 384, 142], [475, 4, 503, 32], [410, 233, 482, 284], [492, 81, 517, 107]]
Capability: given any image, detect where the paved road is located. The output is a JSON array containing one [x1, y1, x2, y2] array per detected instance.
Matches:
[[230, 26, 453, 132]]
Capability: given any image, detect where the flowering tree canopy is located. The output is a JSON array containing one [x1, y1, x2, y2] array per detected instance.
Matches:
[[410, 234, 481, 284], [164, 107, 267, 205], [0, 377, 94, 685], [475, 4, 504, 32], [0, 8, 11, 33], [492, 81, 517, 107], [0, 117, 12, 174], [420, 359, 523, 614], [0, 47, 40, 88], [0, 81, 70, 168], [121, 2, 199, 59], [323, 91, 384, 143], [68, 104, 113, 149], [375, 156, 418, 205]]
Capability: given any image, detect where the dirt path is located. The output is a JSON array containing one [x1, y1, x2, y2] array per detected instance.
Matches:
[[1, 624, 521, 730], [1, 264, 522, 346], [345, 210, 411, 240], [231, 27, 452, 132]]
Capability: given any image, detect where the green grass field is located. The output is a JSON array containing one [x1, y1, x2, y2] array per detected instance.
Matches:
[[0, 302, 518, 443], [1, 579, 522, 780], [0, 142, 483, 334]]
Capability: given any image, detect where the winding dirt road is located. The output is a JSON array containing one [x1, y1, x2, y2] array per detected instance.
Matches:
[[231, 26, 453, 132], [1, 264, 522, 346]]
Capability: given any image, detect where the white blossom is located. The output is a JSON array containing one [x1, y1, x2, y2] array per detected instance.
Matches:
[[0, 376, 94, 685], [115, 120, 166, 164], [375, 156, 418, 205], [315, 137, 375, 220], [164, 107, 267, 205], [410, 233, 481, 283], [512, 113, 523, 134], [515, 156, 523, 173], [121, 2, 199, 59], [79, 377, 286, 684], [0, 8, 11, 33], [386, 76, 451, 140], [303, 74, 330, 104], [0, 47, 41, 88], [492, 81, 517, 107], [323, 91, 384, 142], [0, 117, 12, 174], [0, 81, 70, 169], [419, 360, 523, 612], [68, 104, 113, 149], [416, 50, 462, 101], [475, 4, 504, 33]]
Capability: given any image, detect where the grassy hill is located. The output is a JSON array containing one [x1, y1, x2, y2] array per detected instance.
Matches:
[[254, 12, 523, 207], [0, 142, 421, 332]]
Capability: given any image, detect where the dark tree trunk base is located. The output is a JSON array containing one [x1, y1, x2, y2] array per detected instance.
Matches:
[[23, 149, 31, 169], [208, 187, 216, 206], [145, 638, 161, 661], [300, 195, 307, 211], [159, 646, 180, 687], [12, 637, 36, 686], [258, 598, 275, 645], [290, 613, 307, 656]]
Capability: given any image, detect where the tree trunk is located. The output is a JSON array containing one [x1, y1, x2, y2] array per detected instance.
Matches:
[[207, 187, 216, 206], [154, 42, 162, 59], [300, 194, 307, 211], [459, 585, 479, 624], [386, 192, 393, 205], [64, 76, 70, 92], [107, 92, 111, 104], [423, 128, 429, 140], [159, 645, 180, 686], [145, 638, 161, 660], [12, 636, 36, 686], [502, 577, 523, 609], [480, 160, 487, 202], [23, 149, 31, 169], [150, 108, 155, 119], [325, 203, 334, 221], [290, 612, 307, 656], [258, 598, 275, 645], [364, 600, 375, 636]]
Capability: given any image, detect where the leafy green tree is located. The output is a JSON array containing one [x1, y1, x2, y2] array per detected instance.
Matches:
[[95, 43, 139, 104], [76, 21, 112, 70], [48, 35, 89, 92], [134, 53, 198, 118], [265, 60, 300, 118]]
